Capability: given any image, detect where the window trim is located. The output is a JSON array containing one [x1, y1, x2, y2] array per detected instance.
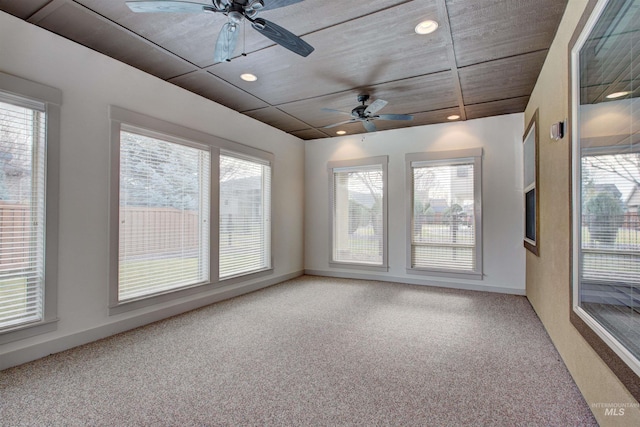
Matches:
[[109, 106, 274, 315], [0, 72, 60, 344], [405, 148, 483, 279], [328, 156, 388, 272], [568, 0, 640, 400], [523, 109, 540, 256]]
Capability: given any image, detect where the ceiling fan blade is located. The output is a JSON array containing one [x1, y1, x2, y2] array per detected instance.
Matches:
[[125, 1, 214, 13], [262, 0, 305, 11], [364, 99, 388, 116], [376, 114, 413, 121], [363, 120, 377, 132], [214, 23, 239, 63], [251, 18, 314, 57], [323, 119, 356, 129], [321, 108, 352, 116]]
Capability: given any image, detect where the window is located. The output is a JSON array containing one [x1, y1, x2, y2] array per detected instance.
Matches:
[[523, 110, 539, 255], [570, 0, 640, 395], [117, 128, 210, 301], [219, 152, 271, 279], [110, 107, 274, 311], [110, 107, 212, 311], [406, 149, 482, 278], [328, 157, 388, 270], [0, 72, 60, 342]]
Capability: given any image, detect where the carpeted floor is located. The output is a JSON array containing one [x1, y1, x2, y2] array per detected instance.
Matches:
[[1, 275, 597, 426]]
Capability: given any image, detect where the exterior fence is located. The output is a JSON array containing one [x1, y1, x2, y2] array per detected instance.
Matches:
[[0, 205, 204, 269], [119, 207, 200, 259], [0, 202, 30, 271]]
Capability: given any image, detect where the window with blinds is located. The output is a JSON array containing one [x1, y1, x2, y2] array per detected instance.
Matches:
[[571, 0, 640, 381], [118, 129, 211, 301], [330, 161, 386, 267], [219, 152, 271, 279], [0, 97, 46, 330], [408, 149, 482, 277]]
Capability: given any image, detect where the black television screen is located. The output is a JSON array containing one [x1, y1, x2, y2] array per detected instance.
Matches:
[[525, 188, 536, 241]]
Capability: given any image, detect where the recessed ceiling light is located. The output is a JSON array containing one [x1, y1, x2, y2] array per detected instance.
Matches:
[[240, 73, 257, 82], [447, 115, 460, 120], [606, 91, 630, 99], [415, 20, 439, 35], [336, 130, 346, 135]]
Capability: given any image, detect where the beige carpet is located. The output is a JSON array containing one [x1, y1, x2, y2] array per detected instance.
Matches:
[[1, 275, 596, 426]]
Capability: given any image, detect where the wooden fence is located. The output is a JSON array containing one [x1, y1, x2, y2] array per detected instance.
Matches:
[[0, 204, 201, 269], [119, 207, 200, 259]]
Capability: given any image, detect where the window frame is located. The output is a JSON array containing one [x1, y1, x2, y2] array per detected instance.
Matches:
[[569, 0, 640, 400], [109, 107, 275, 314], [0, 72, 60, 344], [328, 156, 389, 272], [109, 107, 216, 314], [523, 109, 540, 256], [405, 148, 483, 279], [218, 149, 274, 282]]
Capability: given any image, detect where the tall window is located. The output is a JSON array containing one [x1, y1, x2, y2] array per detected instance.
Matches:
[[116, 126, 211, 302], [0, 73, 60, 341], [407, 149, 482, 278], [571, 0, 640, 390], [523, 110, 539, 255], [219, 152, 271, 279], [328, 157, 388, 270]]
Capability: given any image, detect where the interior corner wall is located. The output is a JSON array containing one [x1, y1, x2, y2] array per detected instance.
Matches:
[[0, 12, 304, 370], [523, 1, 640, 424], [304, 114, 525, 295]]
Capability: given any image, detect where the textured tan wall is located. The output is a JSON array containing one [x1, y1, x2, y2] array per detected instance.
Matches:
[[524, 1, 640, 425]]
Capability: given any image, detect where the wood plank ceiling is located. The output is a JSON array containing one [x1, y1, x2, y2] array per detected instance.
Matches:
[[0, 0, 569, 139]]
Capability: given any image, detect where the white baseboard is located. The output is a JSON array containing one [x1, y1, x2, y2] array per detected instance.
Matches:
[[304, 269, 526, 296], [1, 270, 304, 371]]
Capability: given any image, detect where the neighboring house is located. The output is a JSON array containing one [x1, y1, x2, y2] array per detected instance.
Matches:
[[626, 184, 640, 213]]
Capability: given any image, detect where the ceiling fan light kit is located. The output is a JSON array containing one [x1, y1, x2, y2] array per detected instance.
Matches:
[[125, 0, 314, 62]]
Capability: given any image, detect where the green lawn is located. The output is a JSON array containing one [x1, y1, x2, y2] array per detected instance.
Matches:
[[119, 257, 201, 300]]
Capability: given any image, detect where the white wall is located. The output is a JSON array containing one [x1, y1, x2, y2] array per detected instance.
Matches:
[[305, 114, 525, 294], [0, 12, 304, 369]]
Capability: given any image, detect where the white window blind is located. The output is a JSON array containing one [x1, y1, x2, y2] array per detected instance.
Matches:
[[580, 153, 639, 286], [411, 160, 477, 273], [118, 130, 210, 301], [219, 153, 271, 279], [332, 165, 384, 265], [0, 98, 46, 330]]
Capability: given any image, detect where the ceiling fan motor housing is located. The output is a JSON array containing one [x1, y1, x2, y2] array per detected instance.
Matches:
[[352, 105, 368, 118]]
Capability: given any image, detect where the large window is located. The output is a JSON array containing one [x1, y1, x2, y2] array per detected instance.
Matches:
[[570, 0, 640, 395], [219, 152, 271, 279], [406, 149, 482, 278], [117, 128, 211, 301], [110, 107, 274, 312], [328, 157, 388, 270], [0, 73, 60, 342]]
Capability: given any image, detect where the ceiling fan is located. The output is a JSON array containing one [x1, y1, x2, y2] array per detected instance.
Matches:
[[322, 95, 414, 133], [125, 0, 314, 62]]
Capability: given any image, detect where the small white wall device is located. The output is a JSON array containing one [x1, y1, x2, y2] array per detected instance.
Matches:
[[550, 120, 565, 141]]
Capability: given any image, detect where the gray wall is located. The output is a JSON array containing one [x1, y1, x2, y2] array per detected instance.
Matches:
[[0, 12, 304, 369]]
